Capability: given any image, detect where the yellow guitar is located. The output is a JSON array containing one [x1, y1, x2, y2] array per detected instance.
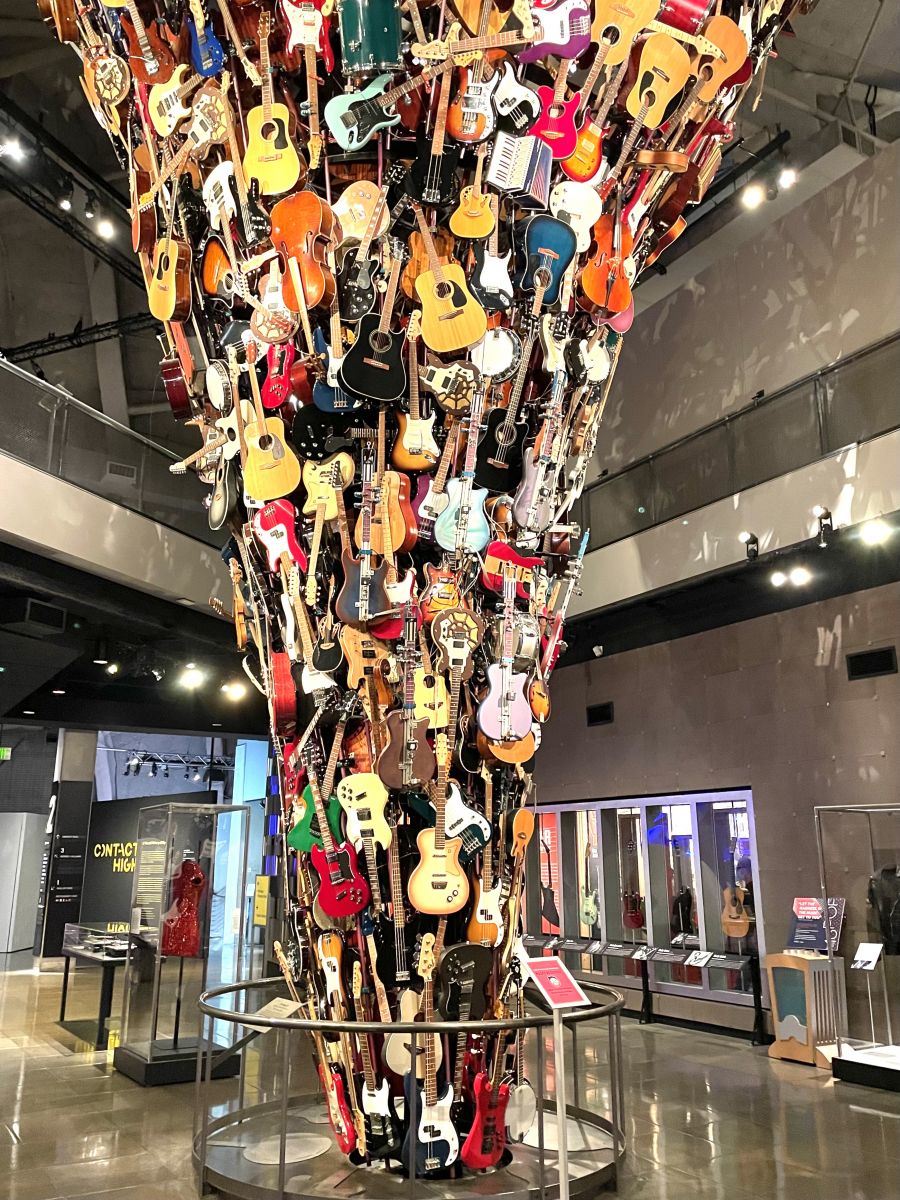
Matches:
[[242, 12, 303, 196], [407, 733, 469, 916], [241, 337, 302, 502], [449, 145, 494, 241], [301, 452, 355, 519], [411, 204, 487, 354]]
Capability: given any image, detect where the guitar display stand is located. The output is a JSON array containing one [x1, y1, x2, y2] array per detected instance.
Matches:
[[194, 976, 628, 1200]]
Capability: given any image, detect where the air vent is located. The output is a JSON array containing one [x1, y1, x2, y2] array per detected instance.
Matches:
[[586, 702, 615, 727], [0, 596, 67, 636], [103, 461, 138, 486], [846, 647, 897, 681]]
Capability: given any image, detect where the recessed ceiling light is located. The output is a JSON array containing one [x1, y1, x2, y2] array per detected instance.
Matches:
[[23, 710, 34, 715], [770, 571, 787, 587], [789, 566, 812, 586], [859, 518, 891, 546], [52, 688, 65, 695], [179, 667, 206, 689], [778, 167, 797, 189], [741, 183, 765, 210]]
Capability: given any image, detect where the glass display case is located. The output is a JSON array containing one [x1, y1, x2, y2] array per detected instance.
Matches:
[[113, 801, 251, 1085], [59, 923, 130, 1050], [816, 804, 900, 1090], [524, 790, 763, 1010], [62, 922, 130, 959]]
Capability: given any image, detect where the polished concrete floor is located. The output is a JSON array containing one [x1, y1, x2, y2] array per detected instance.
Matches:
[[1, 951, 899, 1199]]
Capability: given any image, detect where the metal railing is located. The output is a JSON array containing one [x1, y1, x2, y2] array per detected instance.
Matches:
[[577, 331, 900, 552], [0, 358, 218, 546]]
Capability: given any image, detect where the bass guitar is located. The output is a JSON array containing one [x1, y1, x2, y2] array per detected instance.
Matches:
[[349, 962, 402, 1160], [466, 765, 505, 946]]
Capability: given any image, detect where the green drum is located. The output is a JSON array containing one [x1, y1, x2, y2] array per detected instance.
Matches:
[[337, 0, 402, 76]]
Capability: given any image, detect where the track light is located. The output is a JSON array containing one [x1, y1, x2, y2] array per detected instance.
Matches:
[[192, 766, 202, 783], [84, 191, 97, 220], [92, 637, 109, 665], [184, 766, 190, 780], [741, 183, 765, 210], [163, 762, 170, 779], [860, 518, 891, 546], [58, 175, 74, 211], [778, 167, 797, 189], [179, 665, 206, 689], [221, 681, 247, 701], [813, 506, 833, 548], [123, 761, 131, 777], [150, 760, 159, 778], [106, 662, 119, 675], [97, 217, 115, 240], [770, 571, 787, 587], [789, 566, 812, 586], [1, 138, 26, 162], [738, 531, 758, 560]]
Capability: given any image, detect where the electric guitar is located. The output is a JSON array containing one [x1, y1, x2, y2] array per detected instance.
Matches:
[[540, 836, 560, 928], [307, 763, 370, 919], [505, 960, 537, 1143], [286, 696, 350, 854], [324, 61, 453, 151], [467, 765, 505, 946], [334, 446, 393, 627], [470, 195, 514, 312], [336, 770, 391, 912], [186, 0, 225, 77], [477, 562, 533, 742], [376, 602, 437, 791], [101, 0, 175, 84], [350, 962, 402, 1160], [433, 380, 490, 554], [392, 313, 440, 472], [437, 941, 491, 1021], [460, 1028, 510, 1169], [252, 499, 309, 573], [407, 730, 469, 916], [401, 933, 459, 1175]]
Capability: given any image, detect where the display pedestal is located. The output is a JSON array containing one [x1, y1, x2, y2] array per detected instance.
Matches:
[[58, 924, 127, 1050], [114, 1039, 240, 1087], [765, 952, 845, 1068]]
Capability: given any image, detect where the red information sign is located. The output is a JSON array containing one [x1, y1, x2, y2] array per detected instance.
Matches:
[[523, 956, 591, 1010]]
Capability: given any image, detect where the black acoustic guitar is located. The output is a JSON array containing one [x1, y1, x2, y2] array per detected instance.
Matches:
[[339, 241, 408, 404]]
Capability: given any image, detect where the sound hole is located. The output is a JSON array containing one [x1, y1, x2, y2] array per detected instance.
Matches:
[[434, 281, 453, 301], [533, 266, 551, 290], [369, 329, 391, 353], [260, 120, 279, 141]]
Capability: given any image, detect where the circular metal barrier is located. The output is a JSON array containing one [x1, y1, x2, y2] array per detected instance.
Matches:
[[193, 976, 626, 1200]]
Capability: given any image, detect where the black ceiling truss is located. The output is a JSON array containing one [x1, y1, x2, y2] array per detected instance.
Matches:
[[3, 311, 161, 363]]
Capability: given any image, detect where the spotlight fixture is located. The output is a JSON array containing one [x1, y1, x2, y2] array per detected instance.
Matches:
[[0, 138, 26, 162], [84, 190, 97, 220], [184, 766, 190, 780], [179, 666, 206, 689], [770, 571, 787, 587], [150, 760, 159, 778], [163, 762, 170, 779], [778, 167, 798, 189], [123, 761, 131, 777], [592, 645, 604, 658], [741, 183, 765, 210], [221, 681, 248, 701], [96, 217, 115, 240], [813, 506, 833, 548], [738, 531, 759, 560], [789, 566, 812, 586], [192, 766, 202, 783], [92, 637, 109, 665], [860, 518, 891, 546], [58, 175, 74, 211], [106, 662, 119, 675]]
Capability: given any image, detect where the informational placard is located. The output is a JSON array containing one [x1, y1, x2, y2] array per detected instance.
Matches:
[[786, 896, 845, 953], [850, 942, 884, 971], [253, 875, 269, 927], [584, 940, 605, 955], [653, 948, 691, 966], [523, 955, 591, 1009], [707, 953, 750, 971], [632, 945, 654, 961], [601, 943, 636, 959], [558, 937, 590, 952], [243, 997, 302, 1031], [685, 950, 714, 968]]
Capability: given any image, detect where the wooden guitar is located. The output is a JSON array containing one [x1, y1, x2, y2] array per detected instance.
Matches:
[[449, 144, 494, 241], [466, 764, 505, 947], [376, 602, 437, 791], [411, 203, 487, 354], [241, 337, 302, 502], [243, 13, 304, 195], [721, 838, 752, 938], [392, 313, 440, 472], [101, 0, 175, 84]]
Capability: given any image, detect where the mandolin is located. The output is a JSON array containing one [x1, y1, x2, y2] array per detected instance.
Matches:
[[243, 12, 304, 196], [241, 337, 302, 502]]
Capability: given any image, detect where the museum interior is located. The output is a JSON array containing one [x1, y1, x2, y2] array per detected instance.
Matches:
[[1, 0, 899, 1197]]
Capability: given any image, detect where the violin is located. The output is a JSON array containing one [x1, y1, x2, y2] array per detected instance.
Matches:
[[271, 190, 339, 311], [577, 213, 635, 315]]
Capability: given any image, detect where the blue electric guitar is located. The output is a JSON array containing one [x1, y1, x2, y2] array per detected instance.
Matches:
[[187, 0, 225, 77], [433, 380, 490, 554]]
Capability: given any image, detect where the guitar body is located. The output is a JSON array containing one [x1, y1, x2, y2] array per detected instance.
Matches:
[[207, 456, 239, 530], [492, 59, 541, 135], [420, 563, 462, 622], [188, 14, 226, 76], [721, 886, 751, 938], [393, 413, 440, 472], [147, 239, 192, 321], [580, 890, 599, 926], [470, 244, 514, 312], [402, 1075, 459, 1175], [414, 475, 451, 540], [477, 665, 533, 741], [339, 314, 407, 403], [243, 100, 302, 195], [360, 1079, 402, 1160], [300, 452, 355, 518], [323, 75, 399, 151], [118, 13, 176, 85], [313, 624, 344, 675], [335, 551, 392, 627], [337, 244, 381, 323], [415, 264, 487, 355], [522, 0, 592, 63], [481, 541, 542, 598], [505, 1080, 537, 1143], [371, 910, 420, 992], [623, 891, 644, 929], [253, 498, 307, 570], [411, 780, 490, 865], [437, 943, 492, 1020], [517, 215, 578, 305], [529, 677, 551, 722], [243, 414, 302, 502], [512, 449, 556, 533], [319, 1064, 357, 1155], [287, 785, 344, 853], [130, 165, 156, 253], [531, 87, 580, 159], [262, 341, 297, 408], [309, 840, 370, 917], [434, 478, 490, 552], [560, 118, 604, 182], [312, 328, 360, 412], [377, 712, 436, 790], [402, 229, 454, 302], [407, 140, 461, 208], [467, 877, 505, 946], [446, 65, 499, 144], [578, 214, 635, 314], [271, 651, 296, 734], [413, 666, 450, 728], [271, 191, 336, 309], [407, 828, 469, 915], [336, 773, 392, 847], [461, 1073, 510, 1169], [199, 236, 236, 305], [481, 729, 536, 765], [550, 180, 603, 253], [449, 188, 494, 240], [474, 406, 528, 493]]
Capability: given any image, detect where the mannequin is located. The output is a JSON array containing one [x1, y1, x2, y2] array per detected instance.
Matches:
[[161, 858, 207, 957]]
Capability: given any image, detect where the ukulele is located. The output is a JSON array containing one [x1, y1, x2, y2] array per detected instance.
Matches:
[[433, 378, 490, 555], [392, 313, 440, 472], [411, 203, 487, 354], [241, 337, 302, 502], [401, 933, 460, 1175], [339, 242, 408, 403], [449, 144, 495, 240], [466, 764, 505, 947], [243, 13, 304, 195], [376, 602, 437, 791]]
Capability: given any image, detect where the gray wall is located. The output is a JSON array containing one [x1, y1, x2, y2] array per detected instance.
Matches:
[[535, 582, 900, 954], [595, 141, 900, 479], [0, 728, 57, 814]]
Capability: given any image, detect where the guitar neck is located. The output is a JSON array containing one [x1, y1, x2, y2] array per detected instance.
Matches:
[[124, 0, 153, 63], [304, 42, 321, 141], [259, 19, 273, 124], [334, 483, 353, 557], [380, 60, 450, 110], [407, 334, 421, 421], [387, 822, 407, 931], [482, 772, 494, 882], [430, 66, 453, 160], [321, 717, 348, 800], [356, 187, 389, 261], [423, 977, 438, 1106], [432, 417, 459, 495], [412, 205, 447, 287], [376, 253, 404, 337], [309, 777, 336, 856]]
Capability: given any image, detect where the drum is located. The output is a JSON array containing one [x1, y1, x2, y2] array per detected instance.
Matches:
[[337, 0, 402, 75], [490, 613, 542, 668], [658, 0, 715, 34]]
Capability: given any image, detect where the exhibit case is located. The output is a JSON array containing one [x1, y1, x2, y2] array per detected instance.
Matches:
[[114, 801, 251, 1085], [816, 804, 900, 1091], [524, 791, 764, 1016]]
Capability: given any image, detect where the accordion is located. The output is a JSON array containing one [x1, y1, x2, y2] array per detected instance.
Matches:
[[486, 133, 553, 209]]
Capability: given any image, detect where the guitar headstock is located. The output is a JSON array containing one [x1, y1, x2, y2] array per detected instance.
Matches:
[[407, 309, 422, 343], [417, 931, 436, 981], [352, 960, 362, 1002]]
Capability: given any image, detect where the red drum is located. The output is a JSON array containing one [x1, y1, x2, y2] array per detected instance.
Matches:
[[658, 0, 715, 34]]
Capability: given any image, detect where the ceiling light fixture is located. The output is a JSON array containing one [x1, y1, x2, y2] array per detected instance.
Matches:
[[789, 566, 812, 586], [150, 760, 159, 778], [52, 688, 65, 695], [192, 766, 202, 783], [770, 571, 787, 587], [741, 183, 765, 210], [96, 217, 115, 240], [83, 190, 97, 220], [163, 762, 170, 779], [813, 506, 833, 548], [106, 662, 119, 675], [58, 175, 74, 211], [179, 666, 206, 689], [92, 637, 109, 665], [23, 710, 34, 716], [778, 167, 798, 189], [0, 138, 26, 162], [859, 518, 891, 546], [221, 681, 247, 701], [738, 530, 758, 560]]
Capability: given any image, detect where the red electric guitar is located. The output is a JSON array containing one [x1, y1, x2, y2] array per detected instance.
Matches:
[[461, 975, 514, 1169], [305, 765, 370, 919], [252, 499, 309, 573]]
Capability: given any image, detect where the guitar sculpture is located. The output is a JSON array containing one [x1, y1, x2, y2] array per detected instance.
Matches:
[[48, 0, 802, 1177]]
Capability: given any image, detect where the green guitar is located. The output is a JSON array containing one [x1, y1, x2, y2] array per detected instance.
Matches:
[[580, 837, 599, 928], [285, 701, 351, 854]]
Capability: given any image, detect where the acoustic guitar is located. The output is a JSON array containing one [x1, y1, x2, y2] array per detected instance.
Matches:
[[241, 337, 302, 502], [242, 12, 304, 196]]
